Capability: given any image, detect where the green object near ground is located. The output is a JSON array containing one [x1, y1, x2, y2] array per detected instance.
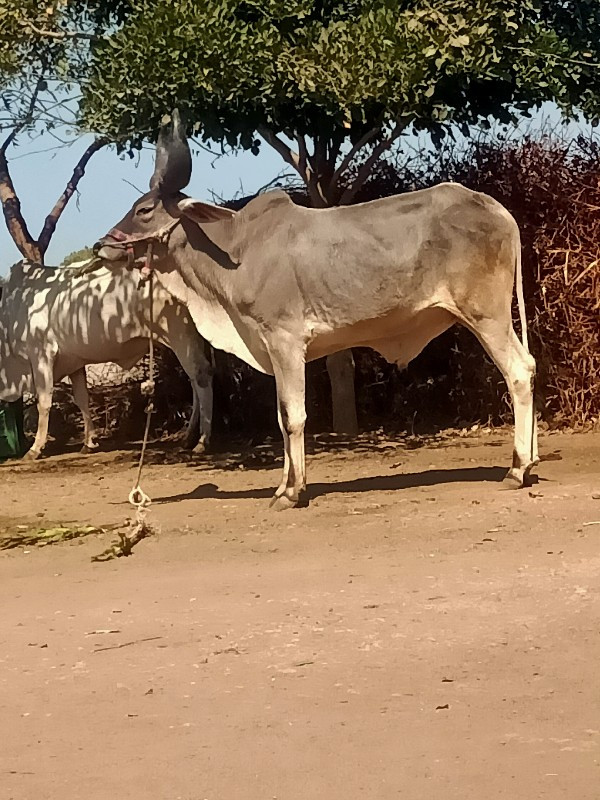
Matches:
[[0, 399, 26, 461]]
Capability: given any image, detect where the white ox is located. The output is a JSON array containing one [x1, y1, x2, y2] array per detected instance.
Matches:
[[0, 259, 213, 459]]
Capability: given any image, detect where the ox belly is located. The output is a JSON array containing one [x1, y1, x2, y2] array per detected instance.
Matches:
[[306, 306, 456, 368]]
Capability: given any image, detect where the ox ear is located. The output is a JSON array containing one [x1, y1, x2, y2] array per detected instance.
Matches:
[[150, 109, 192, 194], [177, 197, 237, 224]]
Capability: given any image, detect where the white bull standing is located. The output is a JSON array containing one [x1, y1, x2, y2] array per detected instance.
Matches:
[[97, 111, 539, 509], [0, 259, 213, 459]]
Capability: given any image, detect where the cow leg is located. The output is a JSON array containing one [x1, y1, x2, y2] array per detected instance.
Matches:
[[22, 359, 55, 461], [187, 378, 213, 454], [274, 401, 291, 491], [270, 351, 307, 511], [184, 384, 201, 449], [470, 320, 537, 487], [70, 367, 99, 453], [196, 380, 213, 453], [170, 344, 213, 453]]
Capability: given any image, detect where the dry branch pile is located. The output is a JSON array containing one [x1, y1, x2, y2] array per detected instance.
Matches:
[[451, 136, 600, 426]]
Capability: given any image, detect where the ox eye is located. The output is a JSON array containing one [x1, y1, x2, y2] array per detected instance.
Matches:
[[136, 205, 154, 216]]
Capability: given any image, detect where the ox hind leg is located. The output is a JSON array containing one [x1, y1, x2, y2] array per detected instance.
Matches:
[[269, 344, 307, 511], [70, 367, 99, 453], [467, 318, 537, 487], [188, 375, 214, 454], [167, 338, 214, 454]]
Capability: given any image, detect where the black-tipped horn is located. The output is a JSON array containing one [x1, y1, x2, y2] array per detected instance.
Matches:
[[149, 109, 192, 194]]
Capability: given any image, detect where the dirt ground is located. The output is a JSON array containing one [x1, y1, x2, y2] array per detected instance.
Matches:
[[1, 428, 599, 800]]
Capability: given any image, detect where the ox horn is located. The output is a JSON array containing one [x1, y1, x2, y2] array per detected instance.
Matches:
[[150, 108, 192, 194]]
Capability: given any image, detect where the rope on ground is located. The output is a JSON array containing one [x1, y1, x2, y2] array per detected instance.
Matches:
[[92, 250, 158, 562]]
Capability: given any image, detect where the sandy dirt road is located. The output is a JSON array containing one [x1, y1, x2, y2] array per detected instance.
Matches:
[[1, 429, 599, 800]]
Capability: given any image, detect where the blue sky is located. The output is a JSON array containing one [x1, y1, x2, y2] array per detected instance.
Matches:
[[0, 135, 289, 274], [0, 103, 588, 276]]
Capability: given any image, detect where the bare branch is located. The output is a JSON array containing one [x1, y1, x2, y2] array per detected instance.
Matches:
[[1, 73, 46, 155], [258, 126, 329, 207], [257, 171, 296, 193], [258, 126, 304, 174], [330, 127, 380, 197], [38, 138, 107, 255], [122, 178, 144, 195], [19, 19, 97, 42], [339, 123, 405, 205]]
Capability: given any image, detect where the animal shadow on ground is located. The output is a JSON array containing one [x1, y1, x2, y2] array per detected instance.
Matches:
[[153, 465, 514, 505]]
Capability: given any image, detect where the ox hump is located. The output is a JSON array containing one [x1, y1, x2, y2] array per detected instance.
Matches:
[[238, 190, 295, 223]]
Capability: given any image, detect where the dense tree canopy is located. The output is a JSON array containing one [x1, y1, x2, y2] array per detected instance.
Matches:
[[83, 1, 600, 146]]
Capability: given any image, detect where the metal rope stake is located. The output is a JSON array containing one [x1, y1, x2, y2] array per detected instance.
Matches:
[[92, 245, 158, 562]]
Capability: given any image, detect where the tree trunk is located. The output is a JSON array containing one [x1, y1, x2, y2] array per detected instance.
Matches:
[[0, 150, 43, 262], [326, 350, 358, 435], [304, 141, 357, 436]]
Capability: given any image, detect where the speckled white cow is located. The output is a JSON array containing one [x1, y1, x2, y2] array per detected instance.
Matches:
[[0, 259, 213, 459]]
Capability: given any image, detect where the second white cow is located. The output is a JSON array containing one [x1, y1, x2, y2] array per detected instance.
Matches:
[[0, 259, 213, 459]]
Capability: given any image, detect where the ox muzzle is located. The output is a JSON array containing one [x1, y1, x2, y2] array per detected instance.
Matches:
[[93, 219, 181, 277]]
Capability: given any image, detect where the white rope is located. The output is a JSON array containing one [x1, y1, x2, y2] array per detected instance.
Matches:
[[128, 250, 156, 517], [91, 247, 157, 562]]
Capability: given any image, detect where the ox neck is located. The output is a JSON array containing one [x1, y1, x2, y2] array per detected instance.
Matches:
[[167, 216, 239, 290]]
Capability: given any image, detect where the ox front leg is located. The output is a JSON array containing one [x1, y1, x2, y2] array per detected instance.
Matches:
[[270, 353, 307, 511], [22, 358, 55, 461], [70, 367, 99, 453]]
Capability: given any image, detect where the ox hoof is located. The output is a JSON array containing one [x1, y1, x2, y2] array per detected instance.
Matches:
[[501, 474, 523, 490], [21, 449, 41, 462], [80, 443, 99, 454], [269, 494, 298, 511], [501, 467, 535, 490], [191, 441, 207, 456]]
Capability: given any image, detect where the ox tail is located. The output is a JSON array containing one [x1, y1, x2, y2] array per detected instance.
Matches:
[[514, 235, 529, 352]]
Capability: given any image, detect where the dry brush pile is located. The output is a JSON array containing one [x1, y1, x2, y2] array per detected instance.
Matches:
[[467, 135, 600, 427]]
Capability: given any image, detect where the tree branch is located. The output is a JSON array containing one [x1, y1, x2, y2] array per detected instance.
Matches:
[[294, 133, 310, 183], [327, 130, 345, 173], [19, 19, 98, 41], [339, 123, 404, 205], [257, 125, 327, 208], [313, 136, 327, 174], [0, 149, 40, 261], [329, 127, 380, 198], [258, 126, 304, 173], [38, 138, 107, 255], [1, 73, 46, 155], [309, 136, 331, 207]]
